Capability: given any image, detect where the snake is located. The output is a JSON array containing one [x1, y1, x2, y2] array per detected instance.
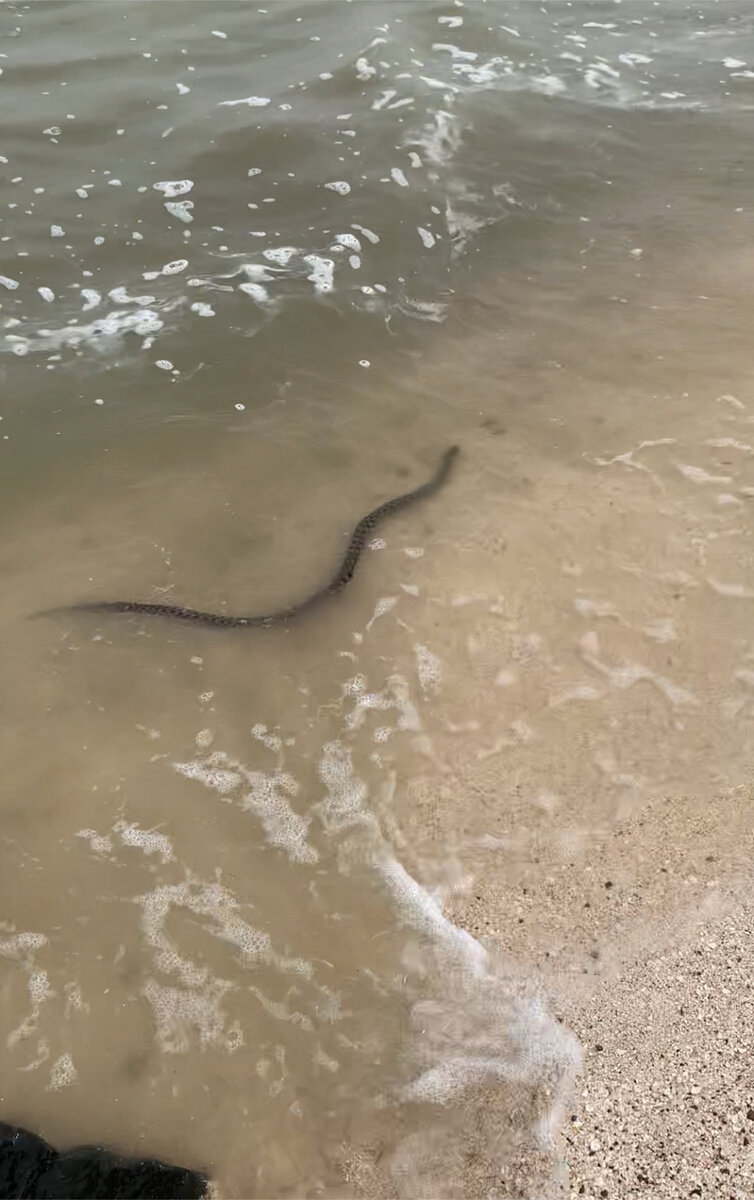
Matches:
[[44, 446, 459, 629]]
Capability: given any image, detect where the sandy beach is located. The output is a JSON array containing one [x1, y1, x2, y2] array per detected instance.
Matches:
[[565, 894, 754, 1198]]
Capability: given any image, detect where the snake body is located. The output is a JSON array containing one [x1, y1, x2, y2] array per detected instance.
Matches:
[[53, 446, 459, 629]]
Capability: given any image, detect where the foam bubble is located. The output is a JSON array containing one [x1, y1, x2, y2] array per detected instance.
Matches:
[[351, 223, 380, 244], [303, 255, 335, 294], [317, 740, 370, 832], [251, 723, 282, 752], [143, 975, 235, 1054], [218, 95, 270, 107], [5, 306, 167, 358], [239, 281, 270, 303], [139, 880, 273, 971], [324, 180, 351, 195], [334, 233, 360, 252], [415, 109, 461, 168], [115, 821, 174, 863], [153, 179, 193, 197], [28, 970, 52, 1005], [355, 57, 376, 81], [344, 672, 421, 734], [414, 644, 442, 693], [0, 931, 47, 961], [165, 199, 194, 223], [379, 854, 487, 975], [400, 1056, 515, 1104], [76, 828, 114, 856], [136, 874, 310, 1056], [64, 984, 89, 1018], [365, 596, 398, 632], [174, 757, 243, 795], [263, 246, 297, 266], [47, 1053, 77, 1091], [109, 287, 156, 305], [240, 262, 274, 282], [241, 770, 317, 864]]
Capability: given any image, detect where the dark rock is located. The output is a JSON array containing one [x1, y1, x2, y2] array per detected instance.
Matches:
[[0, 1122, 207, 1199]]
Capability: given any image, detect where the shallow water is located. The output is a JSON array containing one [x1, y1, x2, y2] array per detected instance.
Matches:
[[2, 2, 754, 1196]]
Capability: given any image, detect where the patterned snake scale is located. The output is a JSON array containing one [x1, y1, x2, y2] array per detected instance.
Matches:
[[44, 446, 459, 629]]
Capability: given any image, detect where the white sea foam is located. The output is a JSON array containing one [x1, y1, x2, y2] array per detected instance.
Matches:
[[312, 717, 578, 1157], [165, 199, 194, 223], [239, 281, 270, 303], [76, 828, 114, 856], [263, 246, 298, 265], [115, 821, 174, 863], [3, 306, 169, 357], [218, 95, 270, 108], [153, 179, 193, 197], [174, 756, 243, 795], [136, 875, 309, 1053], [241, 771, 318, 864], [414, 644, 442, 693], [303, 254, 335, 294], [0, 931, 48, 963], [47, 1053, 78, 1091], [174, 751, 317, 863]]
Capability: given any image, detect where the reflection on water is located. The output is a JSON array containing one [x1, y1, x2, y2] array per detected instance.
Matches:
[[1, 1, 754, 1196]]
